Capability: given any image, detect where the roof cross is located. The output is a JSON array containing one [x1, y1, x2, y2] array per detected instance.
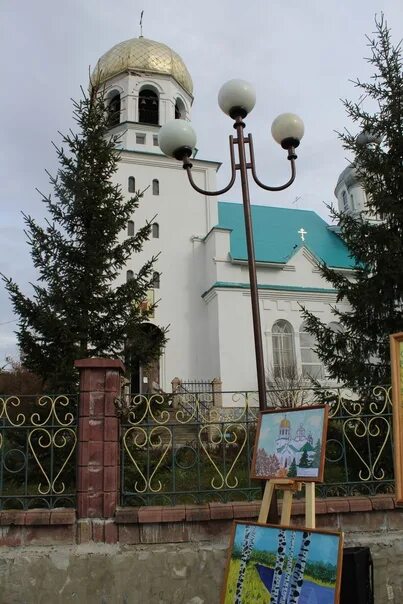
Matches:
[[298, 228, 307, 242]]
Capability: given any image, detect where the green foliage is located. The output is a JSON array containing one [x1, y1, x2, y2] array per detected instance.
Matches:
[[224, 560, 269, 604], [302, 15, 403, 390], [299, 449, 309, 468], [287, 457, 297, 477], [3, 84, 166, 392], [310, 438, 321, 468]]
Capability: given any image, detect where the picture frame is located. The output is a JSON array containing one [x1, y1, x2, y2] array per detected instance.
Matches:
[[390, 332, 403, 504], [251, 404, 329, 482], [221, 521, 344, 604]]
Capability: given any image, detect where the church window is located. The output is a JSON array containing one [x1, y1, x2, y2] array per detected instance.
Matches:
[[152, 223, 159, 238], [152, 179, 159, 195], [153, 135, 159, 146], [328, 321, 344, 333], [128, 176, 135, 192], [152, 271, 160, 289], [272, 320, 296, 378], [127, 221, 135, 236], [126, 270, 134, 281], [136, 133, 146, 144], [342, 190, 349, 212], [107, 93, 121, 127], [175, 98, 186, 119], [299, 322, 324, 380], [350, 194, 355, 210], [138, 89, 159, 125]]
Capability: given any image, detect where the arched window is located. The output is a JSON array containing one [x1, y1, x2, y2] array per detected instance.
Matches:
[[126, 270, 134, 282], [152, 179, 159, 195], [128, 177, 135, 193], [329, 322, 344, 333], [175, 98, 186, 119], [152, 271, 160, 289], [127, 221, 135, 236], [107, 93, 121, 127], [300, 322, 324, 380], [272, 320, 296, 378], [342, 190, 349, 212], [138, 89, 159, 125], [152, 223, 159, 238]]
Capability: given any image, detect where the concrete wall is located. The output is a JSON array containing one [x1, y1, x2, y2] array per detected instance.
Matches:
[[1, 496, 403, 603]]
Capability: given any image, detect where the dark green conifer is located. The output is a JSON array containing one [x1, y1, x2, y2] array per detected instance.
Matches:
[[3, 84, 166, 391], [302, 16, 403, 389]]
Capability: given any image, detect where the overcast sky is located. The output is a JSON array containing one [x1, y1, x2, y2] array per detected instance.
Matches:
[[0, 0, 402, 362]]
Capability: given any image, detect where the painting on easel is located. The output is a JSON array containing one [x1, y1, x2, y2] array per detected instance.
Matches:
[[221, 521, 343, 604], [251, 405, 328, 482]]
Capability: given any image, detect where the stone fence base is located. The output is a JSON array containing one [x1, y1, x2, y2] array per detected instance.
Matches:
[[0, 496, 403, 602]]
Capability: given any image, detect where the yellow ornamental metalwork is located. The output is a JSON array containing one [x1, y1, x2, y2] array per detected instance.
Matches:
[[120, 386, 395, 505], [0, 395, 77, 509], [121, 392, 258, 504]]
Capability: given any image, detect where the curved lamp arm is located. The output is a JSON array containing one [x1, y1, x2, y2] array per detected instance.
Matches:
[[248, 133, 296, 192], [183, 136, 237, 197]]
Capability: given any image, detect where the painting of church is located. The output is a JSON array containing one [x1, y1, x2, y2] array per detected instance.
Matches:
[[251, 405, 328, 481]]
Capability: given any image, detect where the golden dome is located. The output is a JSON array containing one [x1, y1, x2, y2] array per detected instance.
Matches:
[[92, 37, 193, 95], [280, 417, 290, 429]]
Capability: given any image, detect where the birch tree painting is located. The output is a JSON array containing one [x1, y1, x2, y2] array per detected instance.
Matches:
[[222, 523, 342, 604]]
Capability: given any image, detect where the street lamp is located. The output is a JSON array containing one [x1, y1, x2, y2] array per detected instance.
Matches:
[[159, 79, 304, 412]]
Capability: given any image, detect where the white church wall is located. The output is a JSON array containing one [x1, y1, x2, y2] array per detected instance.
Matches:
[[113, 152, 220, 390], [210, 285, 348, 402]]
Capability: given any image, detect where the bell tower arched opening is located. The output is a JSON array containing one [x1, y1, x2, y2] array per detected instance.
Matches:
[[107, 91, 121, 127], [138, 88, 159, 125]]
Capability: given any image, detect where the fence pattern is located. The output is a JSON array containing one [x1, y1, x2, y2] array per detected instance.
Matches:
[[0, 395, 77, 510], [0, 387, 395, 509], [120, 386, 395, 506]]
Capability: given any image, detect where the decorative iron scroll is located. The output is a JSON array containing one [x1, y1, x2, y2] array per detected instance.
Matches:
[[120, 387, 394, 506], [0, 395, 77, 510]]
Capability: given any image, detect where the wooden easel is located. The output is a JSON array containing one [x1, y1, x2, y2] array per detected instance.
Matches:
[[258, 479, 316, 529]]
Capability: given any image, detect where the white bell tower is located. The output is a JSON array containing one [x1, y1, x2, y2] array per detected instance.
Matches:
[[91, 36, 221, 391]]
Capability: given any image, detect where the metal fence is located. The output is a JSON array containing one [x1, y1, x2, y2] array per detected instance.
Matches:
[[0, 395, 77, 510], [120, 386, 395, 506]]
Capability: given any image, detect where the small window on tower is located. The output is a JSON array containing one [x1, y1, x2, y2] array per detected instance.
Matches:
[[126, 270, 134, 282], [152, 223, 159, 238], [152, 271, 160, 289], [152, 179, 159, 195], [136, 134, 146, 145], [342, 191, 349, 212], [153, 135, 159, 147], [175, 98, 186, 119], [127, 221, 135, 236], [128, 177, 135, 193]]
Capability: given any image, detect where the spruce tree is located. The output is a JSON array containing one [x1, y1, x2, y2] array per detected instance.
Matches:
[[3, 84, 166, 392], [299, 449, 309, 469], [287, 458, 297, 478], [302, 15, 403, 390]]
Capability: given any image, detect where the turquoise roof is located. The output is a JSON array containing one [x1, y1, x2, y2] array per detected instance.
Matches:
[[217, 202, 355, 269]]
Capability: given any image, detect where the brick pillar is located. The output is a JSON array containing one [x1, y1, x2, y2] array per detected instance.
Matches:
[[75, 358, 124, 520], [171, 377, 181, 408], [212, 377, 223, 407]]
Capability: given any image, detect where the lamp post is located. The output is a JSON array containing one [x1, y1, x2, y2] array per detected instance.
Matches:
[[159, 79, 304, 412]]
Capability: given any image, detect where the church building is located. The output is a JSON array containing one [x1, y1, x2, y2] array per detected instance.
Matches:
[[91, 36, 369, 400]]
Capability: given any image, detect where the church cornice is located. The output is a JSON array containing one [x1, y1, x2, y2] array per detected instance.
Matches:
[[202, 281, 338, 299], [119, 148, 221, 169]]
